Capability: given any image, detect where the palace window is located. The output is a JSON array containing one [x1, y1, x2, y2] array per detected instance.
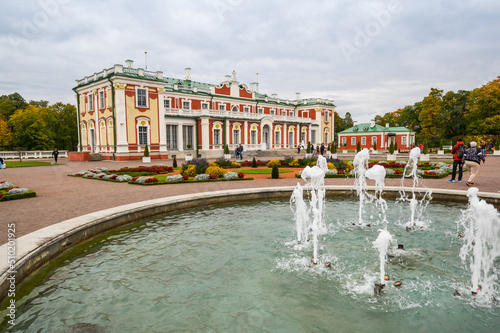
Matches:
[[99, 91, 105, 109], [201, 103, 208, 109], [361, 137, 366, 145], [372, 136, 377, 144], [164, 99, 170, 108], [182, 101, 190, 110], [311, 130, 316, 144], [324, 111, 329, 122], [183, 125, 193, 149], [232, 106, 238, 112], [244, 106, 250, 113], [290, 111, 294, 117], [342, 137, 346, 145], [251, 130, 256, 144], [138, 126, 148, 146], [219, 104, 225, 111], [233, 129, 240, 144], [88, 94, 93, 111], [402, 136, 407, 145], [166, 125, 178, 150], [137, 88, 147, 107], [270, 109, 275, 116], [214, 129, 221, 145], [275, 131, 280, 145], [351, 137, 356, 145], [258, 108, 263, 114]]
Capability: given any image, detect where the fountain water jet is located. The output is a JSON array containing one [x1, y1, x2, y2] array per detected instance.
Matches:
[[458, 187, 500, 300], [373, 229, 393, 285], [353, 149, 371, 225]]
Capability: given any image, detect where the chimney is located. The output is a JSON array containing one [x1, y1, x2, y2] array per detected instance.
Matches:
[[185, 67, 191, 81], [125, 59, 134, 68], [370, 119, 375, 127], [271, 93, 278, 99], [296, 92, 301, 100], [353, 121, 358, 126], [249, 82, 259, 92], [224, 75, 231, 82], [385, 123, 389, 128]]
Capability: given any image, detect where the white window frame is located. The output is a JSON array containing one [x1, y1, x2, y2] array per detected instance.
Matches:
[[270, 109, 275, 116], [289, 111, 294, 117], [258, 108, 263, 114], [166, 124, 178, 150], [361, 137, 366, 145], [182, 101, 191, 110], [136, 88, 148, 108], [219, 104, 226, 111], [99, 91, 105, 109], [274, 130, 281, 145], [88, 93, 94, 111], [232, 106, 239, 112], [324, 111, 329, 122], [183, 125, 194, 149], [372, 136, 377, 144], [201, 102, 209, 109], [244, 106, 250, 113], [214, 129, 221, 145], [164, 99, 171, 109], [136, 117, 150, 146], [351, 137, 356, 145], [342, 137, 346, 145], [402, 136, 407, 145]]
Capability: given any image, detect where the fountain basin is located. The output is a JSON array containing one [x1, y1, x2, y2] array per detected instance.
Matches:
[[2, 187, 500, 331]]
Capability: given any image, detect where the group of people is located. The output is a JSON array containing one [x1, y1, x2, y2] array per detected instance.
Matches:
[[449, 139, 486, 186], [297, 141, 328, 156], [234, 144, 243, 160]]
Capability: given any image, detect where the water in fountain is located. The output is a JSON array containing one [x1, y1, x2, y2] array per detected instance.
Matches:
[[365, 164, 388, 227], [458, 187, 500, 301], [290, 184, 309, 244], [298, 155, 328, 264], [353, 148, 371, 225], [400, 147, 432, 229], [373, 229, 393, 284]]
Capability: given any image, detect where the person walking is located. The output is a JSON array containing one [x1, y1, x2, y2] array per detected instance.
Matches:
[[480, 141, 486, 156], [320, 143, 325, 156], [448, 139, 465, 183], [462, 141, 485, 186], [0, 156, 4, 169], [238, 144, 243, 160], [52, 148, 59, 164]]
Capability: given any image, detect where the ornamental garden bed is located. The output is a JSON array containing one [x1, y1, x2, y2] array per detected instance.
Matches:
[[0, 181, 36, 201]]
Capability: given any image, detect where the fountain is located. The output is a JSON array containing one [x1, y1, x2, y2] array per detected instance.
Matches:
[[458, 187, 500, 299], [3, 154, 500, 331]]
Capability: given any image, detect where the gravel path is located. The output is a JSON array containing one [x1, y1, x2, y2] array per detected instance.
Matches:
[[1, 155, 498, 244]]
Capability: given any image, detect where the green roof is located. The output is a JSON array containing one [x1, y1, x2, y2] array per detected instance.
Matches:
[[339, 123, 413, 134]]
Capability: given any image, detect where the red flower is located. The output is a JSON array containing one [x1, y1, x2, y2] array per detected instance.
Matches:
[[145, 177, 159, 183], [209, 174, 219, 179], [237, 172, 244, 178], [181, 174, 189, 181]]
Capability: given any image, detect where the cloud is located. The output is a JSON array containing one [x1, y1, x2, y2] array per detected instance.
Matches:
[[1, 0, 499, 124]]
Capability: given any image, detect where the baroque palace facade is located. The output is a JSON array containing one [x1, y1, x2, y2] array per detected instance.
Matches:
[[73, 60, 336, 161]]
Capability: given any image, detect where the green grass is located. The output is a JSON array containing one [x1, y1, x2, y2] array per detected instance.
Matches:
[[240, 168, 293, 174], [4, 161, 60, 168]]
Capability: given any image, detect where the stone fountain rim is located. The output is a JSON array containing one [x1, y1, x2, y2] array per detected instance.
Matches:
[[1, 185, 499, 305]]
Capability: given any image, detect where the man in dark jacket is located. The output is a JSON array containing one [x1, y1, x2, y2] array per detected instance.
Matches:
[[449, 139, 465, 182]]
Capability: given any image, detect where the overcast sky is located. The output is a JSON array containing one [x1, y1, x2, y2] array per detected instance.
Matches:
[[1, 0, 500, 122]]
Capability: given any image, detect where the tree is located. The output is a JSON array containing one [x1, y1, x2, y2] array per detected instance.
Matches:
[[441, 90, 470, 138], [306, 141, 311, 154], [0, 116, 13, 149], [398, 103, 422, 132], [341, 112, 354, 130], [49, 102, 78, 150], [356, 141, 361, 152], [333, 111, 344, 133], [467, 76, 500, 135], [418, 88, 444, 144], [389, 141, 395, 154], [271, 164, 279, 179], [29, 100, 49, 108], [9, 105, 56, 150], [0, 93, 27, 120], [374, 111, 400, 127], [422, 140, 429, 154]]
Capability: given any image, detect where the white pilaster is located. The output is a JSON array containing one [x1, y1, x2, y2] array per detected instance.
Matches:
[[201, 118, 210, 151], [113, 82, 129, 153]]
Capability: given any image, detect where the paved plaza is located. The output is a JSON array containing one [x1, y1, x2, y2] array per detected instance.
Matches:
[[1, 155, 499, 244]]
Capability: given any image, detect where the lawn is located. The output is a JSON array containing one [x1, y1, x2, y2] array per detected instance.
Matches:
[[239, 168, 294, 174], [3, 161, 60, 168]]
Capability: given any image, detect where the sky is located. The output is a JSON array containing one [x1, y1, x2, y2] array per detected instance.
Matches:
[[1, 0, 500, 123]]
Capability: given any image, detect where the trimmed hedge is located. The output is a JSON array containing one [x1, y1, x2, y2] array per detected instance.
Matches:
[[0, 190, 37, 201]]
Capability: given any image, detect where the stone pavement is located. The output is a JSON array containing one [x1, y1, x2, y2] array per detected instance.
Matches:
[[1, 154, 499, 244]]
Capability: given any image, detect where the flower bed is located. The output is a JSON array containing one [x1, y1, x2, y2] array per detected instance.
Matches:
[[0, 181, 36, 201]]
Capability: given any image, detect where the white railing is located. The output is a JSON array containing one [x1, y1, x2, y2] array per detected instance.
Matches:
[[165, 108, 311, 123], [0, 150, 69, 160]]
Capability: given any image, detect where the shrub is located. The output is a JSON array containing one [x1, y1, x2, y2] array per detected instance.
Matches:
[[205, 165, 227, 176], [356, 141, 361, 152], [373, 142, 377, 151], [181, 174, 189, 181], [180, 158, 209, 175], [331, 142, 336, 153], [389, 141, 395, 154], [306, 142, 311, 154], [224, 144, 229, 154], [289, 159, 300, 167], [143, 144, 149, 157], [215, 157, 232, 168], [183, 165, 197, 177], [230, 161, 241, 168], [272, 164, 279, 179], [327, 162, 335, 169], [423, 140, 429, 154], [145, 177, 159, 183], [209, 161, 218, 167], [252, 157, 257, 168], [395, 141, 398, 152], [267, 159, 281, 168], [173, 157, 177, 168], [223, 172, 239, 180], [237, 172, 244, 178], [166, 175, 184, 182], [194, 174, 210, 181], [209, 174, 219, 179]]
